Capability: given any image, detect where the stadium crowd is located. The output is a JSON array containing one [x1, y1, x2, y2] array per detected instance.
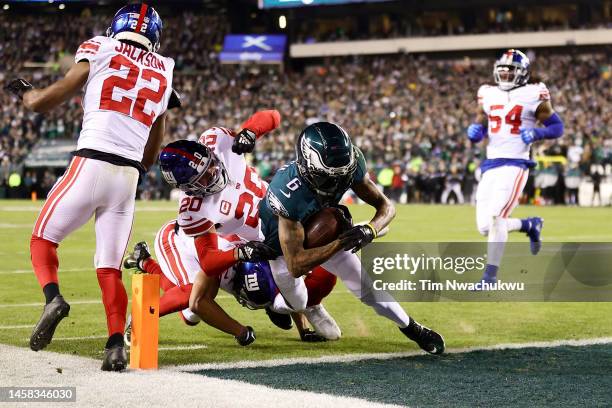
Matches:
[[1, 11, 610, 205]]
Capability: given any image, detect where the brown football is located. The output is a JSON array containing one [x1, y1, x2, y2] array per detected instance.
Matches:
[[303, 207, 348, 249]]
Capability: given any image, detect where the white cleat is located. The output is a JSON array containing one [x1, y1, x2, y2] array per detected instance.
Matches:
[[303, 304, 341, 340]]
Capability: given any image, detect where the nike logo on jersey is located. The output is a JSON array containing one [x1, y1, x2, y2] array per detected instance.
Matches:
[[280, 189, 291, 198]]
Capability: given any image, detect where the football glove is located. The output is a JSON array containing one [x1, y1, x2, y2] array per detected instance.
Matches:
[[339, 224, 377, 253], [231, 129, 257, 155], [4, 78, 33, 100], [467, 123, 486, 143], [300, 328, 327, 342], [332, 204, 353, 232], [167, 89, 182, 110], [235, 326, 256, 346], [520, 128, 541, 145], [236, 241, 277, 262]]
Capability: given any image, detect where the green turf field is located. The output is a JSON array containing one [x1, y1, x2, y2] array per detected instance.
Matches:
[[1, 201, 611, 406]]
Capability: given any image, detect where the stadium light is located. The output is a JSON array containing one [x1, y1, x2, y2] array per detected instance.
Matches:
[[2, 4, 9, 10], [59, 3, 65, 10], [279, 15, 287, 29]]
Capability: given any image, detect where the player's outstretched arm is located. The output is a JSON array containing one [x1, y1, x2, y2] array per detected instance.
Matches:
[[21, 62, 90, 113], [232, 109, 281, 154], [189, 270, 249, 338], [279, 216, 342, 278], [340, 177, 395, 253], [142, 112, 167, 171]]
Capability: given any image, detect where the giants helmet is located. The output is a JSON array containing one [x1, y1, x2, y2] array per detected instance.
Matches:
[[106, 3, 163, 52], [159, 140, 228, 196], [232, 262, 278, 310], [494, 49, 530, 91], [296, 122, 357, 198]]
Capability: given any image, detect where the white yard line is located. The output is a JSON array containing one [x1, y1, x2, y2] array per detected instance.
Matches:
[[0, 299, 100, 308], [0, 324, 32, 329], [0, 267, 89, 275], [171, 337, 612, 371], [0, 344, 398, 408], [158, 345, 208, 351]]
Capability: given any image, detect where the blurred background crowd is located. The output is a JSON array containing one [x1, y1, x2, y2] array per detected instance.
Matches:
[[1, 3, 610, 206]]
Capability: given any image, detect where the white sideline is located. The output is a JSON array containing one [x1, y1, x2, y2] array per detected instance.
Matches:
[[170, 337, 612, 371], [0, 344, 400, 408]]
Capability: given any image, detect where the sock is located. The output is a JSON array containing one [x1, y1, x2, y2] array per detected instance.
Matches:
[[30, 235, 59, 290], [96, 268, 128, 337], [487, 216, 508, 267], [43, 283, 60, 304], [483, 264, 498, 280], [519, 218, 532, 233], [142, 258, 174, 291], [507, 218, 523, 232], [160, 284, 192, 317], [305, 266, 337, 307], [105, 332, 124, 349]]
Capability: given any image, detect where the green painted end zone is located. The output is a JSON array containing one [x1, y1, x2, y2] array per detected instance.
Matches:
[[194, 345, 612, 407]]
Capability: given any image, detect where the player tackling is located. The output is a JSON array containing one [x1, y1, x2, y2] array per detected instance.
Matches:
[[467, 49, 564, 283], [3, 3, 178, 370]]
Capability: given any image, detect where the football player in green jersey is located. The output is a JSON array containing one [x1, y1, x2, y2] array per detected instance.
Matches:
[[259, 122, 445, 354]]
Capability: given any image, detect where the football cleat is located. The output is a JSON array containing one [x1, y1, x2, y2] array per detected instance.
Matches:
[[525, 217, 544, 255], [123, 241, 151, 272], [123, 314, 132, 347], [265, 307, 292, 330], [179, 309, 200, 326], [30, 295, 70, 351], [300, 328, 327, 342], [303, 304, 341, 340], [400, 318, 445, 355], [101, 345, 128, 372]]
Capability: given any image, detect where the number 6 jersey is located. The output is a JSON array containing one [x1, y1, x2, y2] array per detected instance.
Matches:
[[75, 36, 175, 161], [477, 82, 550, 160], [176, 127, 267, 241]]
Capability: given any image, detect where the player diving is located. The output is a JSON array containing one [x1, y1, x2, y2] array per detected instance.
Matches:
[[259, 121, 446, 355], [466, 49, 564, 283]]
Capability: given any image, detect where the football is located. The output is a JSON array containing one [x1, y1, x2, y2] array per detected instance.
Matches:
[[303, 207, 349, 249]]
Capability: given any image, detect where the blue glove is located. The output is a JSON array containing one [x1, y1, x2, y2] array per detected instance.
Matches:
[[520, 128, 542, 145], [467, 124, 486, 143]]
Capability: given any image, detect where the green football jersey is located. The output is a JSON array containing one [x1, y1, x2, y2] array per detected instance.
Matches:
[[259, 148, 367, 253]]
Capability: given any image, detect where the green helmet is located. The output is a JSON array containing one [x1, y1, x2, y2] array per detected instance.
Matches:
[[296, 122, 357, 197]]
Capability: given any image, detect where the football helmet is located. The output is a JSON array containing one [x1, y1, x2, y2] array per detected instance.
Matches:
[[494, 49, 530, 91], [159, 140, 228, 197], [106, 3, 163, 52], [296, 122, 357, 198], [232, 261, 278, 310]]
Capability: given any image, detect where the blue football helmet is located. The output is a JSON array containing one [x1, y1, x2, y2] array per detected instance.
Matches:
[[159, 140, 228, 196], [106, 3, 163, 52], [232, 261, 278, 310], [494, 49, 530, 91]]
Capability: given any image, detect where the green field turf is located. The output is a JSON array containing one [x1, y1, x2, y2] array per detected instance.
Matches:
[[1, 200, 611, 366]]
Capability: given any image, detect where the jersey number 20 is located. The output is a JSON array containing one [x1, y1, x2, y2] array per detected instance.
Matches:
[[100, 54, 167, 127]]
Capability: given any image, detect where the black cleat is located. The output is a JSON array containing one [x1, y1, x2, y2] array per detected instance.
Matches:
[[123, 241, 151, 272], [400, 318, 445, 355], [101, 345, 128, 372], [265, 307, 293, 330], [29, 295, 70, 351]]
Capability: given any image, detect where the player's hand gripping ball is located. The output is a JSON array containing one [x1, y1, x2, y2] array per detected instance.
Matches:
[[232, 129, 257, 154], [339, 224, 377, 253]]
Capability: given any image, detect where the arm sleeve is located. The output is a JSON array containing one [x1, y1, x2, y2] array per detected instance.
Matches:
[[195, 233, 238, 277], [240, 110, 281, 139], [74, 37, 104, 64]]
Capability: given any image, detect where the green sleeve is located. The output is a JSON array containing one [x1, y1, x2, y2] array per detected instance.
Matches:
[[353, 147, 368, 183]]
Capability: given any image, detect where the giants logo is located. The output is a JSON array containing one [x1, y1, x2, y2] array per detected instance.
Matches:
[[245, 273, 260, 292]]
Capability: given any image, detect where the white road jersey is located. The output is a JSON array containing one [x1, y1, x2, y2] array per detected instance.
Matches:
[[176, 127, 267, 241], [75, 36, 175, 161], [478, 83, 550, 160]]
